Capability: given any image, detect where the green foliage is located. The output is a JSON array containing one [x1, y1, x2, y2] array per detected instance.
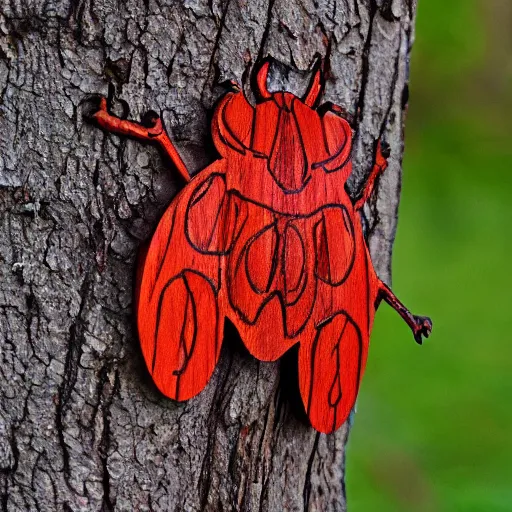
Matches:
[[347, 2, 512, 510]]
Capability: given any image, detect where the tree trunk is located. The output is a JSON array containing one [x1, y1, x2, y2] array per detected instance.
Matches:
[[0, 0, 416, 510]]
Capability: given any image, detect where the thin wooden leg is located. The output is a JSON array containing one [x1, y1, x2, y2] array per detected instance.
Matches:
[[378, 281, 432, 344], [92, 97, 190, 183], [354, 140, 389, 210]]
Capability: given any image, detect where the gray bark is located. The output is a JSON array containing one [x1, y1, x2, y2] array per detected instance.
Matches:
[[0, 0, 416, 510]]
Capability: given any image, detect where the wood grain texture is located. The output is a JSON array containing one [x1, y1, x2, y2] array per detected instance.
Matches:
[[0, 0, 421, 509], [92, 61, 431, 435]]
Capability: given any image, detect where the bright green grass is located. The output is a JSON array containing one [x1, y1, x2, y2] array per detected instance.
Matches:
[[346, 1, 512, 510]]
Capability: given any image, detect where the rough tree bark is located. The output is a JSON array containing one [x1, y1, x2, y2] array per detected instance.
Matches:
[[0, 0, 417, 510]]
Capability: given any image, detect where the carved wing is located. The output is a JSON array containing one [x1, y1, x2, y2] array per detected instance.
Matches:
[[298, 311, 363, 434], [298, 209, 378, 433], [136, 166, 244, 400]]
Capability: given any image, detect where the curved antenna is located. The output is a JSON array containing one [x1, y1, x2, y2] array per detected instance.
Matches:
[[255, 60, 272, 100], [303, 57, 325, 107]]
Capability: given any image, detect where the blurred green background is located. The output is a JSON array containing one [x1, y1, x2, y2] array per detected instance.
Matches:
[[347, 1, 512, 511]]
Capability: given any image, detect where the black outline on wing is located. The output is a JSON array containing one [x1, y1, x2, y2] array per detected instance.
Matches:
[[244, 223, 280, 294], [184, 173, 248, 256], [313, 206, 356, 287], [307, 310, 363, 433], [283, 222, 307, 305], [152, 269, 220, 401]]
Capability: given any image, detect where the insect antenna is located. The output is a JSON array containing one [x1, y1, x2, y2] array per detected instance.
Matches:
[[254, 60, 272, 100], [303, 56, 325, 108]]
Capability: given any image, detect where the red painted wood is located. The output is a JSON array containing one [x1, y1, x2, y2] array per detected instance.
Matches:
[[92, 58, 432, 434]]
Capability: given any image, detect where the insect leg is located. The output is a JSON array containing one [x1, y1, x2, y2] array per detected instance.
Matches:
[[92, 97, 190, 182], [354, 141, 390, 210], [377, 281, 432, 344]]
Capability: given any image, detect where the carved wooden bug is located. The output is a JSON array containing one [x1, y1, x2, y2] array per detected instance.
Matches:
[[92, 58, 432, 434]]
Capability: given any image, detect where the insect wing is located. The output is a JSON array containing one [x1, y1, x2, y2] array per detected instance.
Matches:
[[136, 168, 231, 401], [299, 311, 363, 434]]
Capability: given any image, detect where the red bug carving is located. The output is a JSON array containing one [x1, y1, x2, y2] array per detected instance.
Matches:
[[91, 58, 432, 434]]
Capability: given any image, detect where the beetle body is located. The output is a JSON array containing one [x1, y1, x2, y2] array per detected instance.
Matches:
[[93, 59, 432, 434]]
